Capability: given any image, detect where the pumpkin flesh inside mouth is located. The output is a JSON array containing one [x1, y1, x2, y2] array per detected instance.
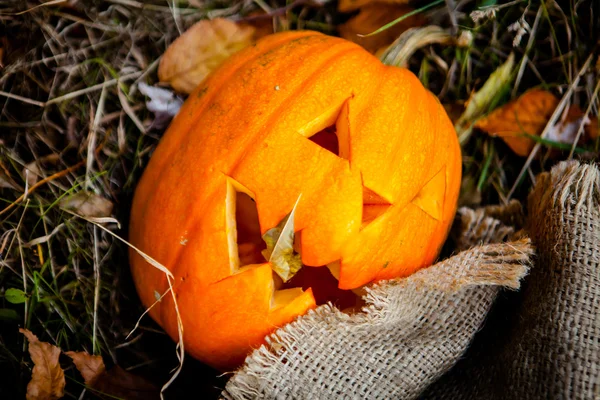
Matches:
[[227, 166, 361, 311]]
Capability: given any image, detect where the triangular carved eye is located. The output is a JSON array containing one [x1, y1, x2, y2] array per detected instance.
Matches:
[[309, 125, 340, 156], [411, 166, 446, 221], [298, 97, 351, 160], [361, 186, 392, 228]]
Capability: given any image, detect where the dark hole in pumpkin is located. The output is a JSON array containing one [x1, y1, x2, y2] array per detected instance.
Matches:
[[236, 191, 267, 266], [308, 125, 340, 156], [281, 265, 362, 310], [235, 186, 361, 311]]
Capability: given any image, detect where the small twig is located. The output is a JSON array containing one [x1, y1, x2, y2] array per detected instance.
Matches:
[[86, 84, 107, 191], [507, 53, 595, 201], [512, 7, 542, 97], [0, 90, 45, 107], [92, 226, 101, 354], [47, 70, 142, 106], [0, 0, 67, 16], [568, 79, 600, 159], [0, 143, 105, 217], [445, 0, 458, 35]]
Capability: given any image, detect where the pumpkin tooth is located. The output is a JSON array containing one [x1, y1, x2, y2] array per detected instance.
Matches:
[[269, 287, 305, 310]]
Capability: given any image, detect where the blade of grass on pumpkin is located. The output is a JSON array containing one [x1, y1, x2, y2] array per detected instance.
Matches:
[[358, 0, 444, 38]]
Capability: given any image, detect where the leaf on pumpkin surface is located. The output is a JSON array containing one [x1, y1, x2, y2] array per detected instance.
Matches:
[[338, 4, 425, 55], [158, 18, 256, 94], [59, 191, 113, 218], [20, 328, 65, 400], [261, 195, 303, 282], [475, 89, 599, 157], [67, 352, 159, 400]]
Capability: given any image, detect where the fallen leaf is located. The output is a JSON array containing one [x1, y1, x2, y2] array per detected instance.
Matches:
[[67, 352, 159, 400], [455, 53, 515, 144], [475, 89, 599, 156], [93, 365, 160, 400], [20, 328, 65, 400], [5, 287, 28, 304], [238, 11, 277, 41], [24, 162, 42, 187], [338, 4, 425, 54], [65, 351, 105, 386], [158, 18, 255, 94], [338, 0, 410, 13], [138, 82, 184, 129], [59, 191, 113, 217]]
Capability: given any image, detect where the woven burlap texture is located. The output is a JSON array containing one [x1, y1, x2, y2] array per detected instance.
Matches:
[[422, 160, 600, 399], [222, 201, 534, 399]]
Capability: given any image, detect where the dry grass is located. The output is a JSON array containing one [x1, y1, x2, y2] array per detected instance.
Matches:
[[0, 0, 597, 398]]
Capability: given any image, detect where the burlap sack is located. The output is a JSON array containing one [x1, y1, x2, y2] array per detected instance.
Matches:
[[422, 160, 600, 399], [222, 203, 534, 399], [222, 160, 598, 400]]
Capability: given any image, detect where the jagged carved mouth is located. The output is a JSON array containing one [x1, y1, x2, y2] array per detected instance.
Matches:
[[227, 175, 362, 312]]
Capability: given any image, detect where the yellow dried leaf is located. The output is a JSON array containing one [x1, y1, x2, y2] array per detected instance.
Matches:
[[338, 0, 410, 13], [65, 351, 105, 386], [338, 4, 424, 54], [476, 89, 598, 156], [158, 18, 255, 94], [20, 328, 65, 400], [456, 53, 515, 144]]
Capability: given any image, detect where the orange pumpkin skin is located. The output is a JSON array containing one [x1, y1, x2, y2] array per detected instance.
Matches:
[[129, 31, 461, 371]]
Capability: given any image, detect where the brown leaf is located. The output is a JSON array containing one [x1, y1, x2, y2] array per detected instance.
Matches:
[[159, 18, 255, 94], [67, 352, 159, 400], [65, 351, 105, 386], [58, 191, 113, 217], [238, 11, 278, 41], [475, 89, 598, 156], [338, 0, 410, 13], [338, 4, 425, 54], [94, 366, 160, 400], [20, 328, 65, 400]]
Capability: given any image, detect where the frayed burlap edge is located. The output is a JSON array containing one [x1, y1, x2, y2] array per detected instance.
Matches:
[[222, 205, 534, 400]]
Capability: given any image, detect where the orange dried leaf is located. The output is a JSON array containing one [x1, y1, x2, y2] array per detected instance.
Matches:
[[476, 89, 599, 156], [65, 351, 105, 386], [338, 0, 410, 13], [338, 4, 424, 54], [158, 18, 255, 94], [20, 328, 65, 400], [475, 89, 559, 156]]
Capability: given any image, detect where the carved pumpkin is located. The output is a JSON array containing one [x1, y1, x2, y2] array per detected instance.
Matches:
[[129, 31, 461, 371]]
